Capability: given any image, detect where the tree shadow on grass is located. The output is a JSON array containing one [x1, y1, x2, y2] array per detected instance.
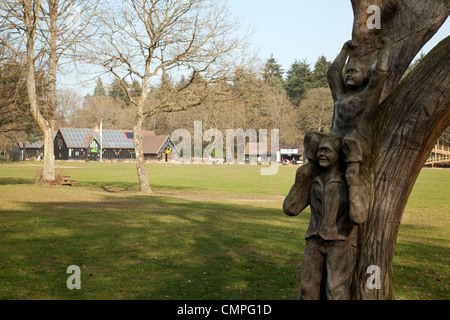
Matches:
[[0, 193, 308, 300], [0, 177, 35, 185], [75, 181, 201, 194], [1, 191, 447, 300]]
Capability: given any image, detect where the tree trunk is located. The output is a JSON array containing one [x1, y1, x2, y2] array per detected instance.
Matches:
[[349, 0, 449, 299], [134, 111, 152, 194], [24, 0, 55, 183], [42, 126, 56, 181]]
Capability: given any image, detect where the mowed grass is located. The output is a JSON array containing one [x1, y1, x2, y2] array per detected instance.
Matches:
[[0, 161, 448, 300]]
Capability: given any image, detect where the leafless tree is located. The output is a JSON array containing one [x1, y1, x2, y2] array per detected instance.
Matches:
[[90, 0, 251, 193], [297, 87, 334, 135], [0, 0, 98, 182]]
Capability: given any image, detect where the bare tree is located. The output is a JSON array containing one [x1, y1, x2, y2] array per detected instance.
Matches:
[[54, 87, 82, 128], [91, 0, 250, 193], [76, 94, 135, 130], [0, 0, 98, 182], [297, 87, 334, 135]]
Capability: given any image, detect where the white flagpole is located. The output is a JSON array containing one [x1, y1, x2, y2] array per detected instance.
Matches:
[[100, 119, 103, 162]]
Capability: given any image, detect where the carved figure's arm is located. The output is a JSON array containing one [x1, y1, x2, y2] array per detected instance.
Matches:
[[375, 37, 392, 73], [327, 40, 357, 98], [283, 163, 313, 216], [367, 37, 392, 93]]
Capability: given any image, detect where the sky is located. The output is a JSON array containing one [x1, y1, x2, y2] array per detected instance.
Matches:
[[60, 0, 449, 96], [226, 0, 450, 73]]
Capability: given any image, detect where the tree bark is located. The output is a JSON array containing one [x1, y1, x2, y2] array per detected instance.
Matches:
[[134, 105, 152, 194], [349, 0, 449, 299], [24, 0, 56, 183]]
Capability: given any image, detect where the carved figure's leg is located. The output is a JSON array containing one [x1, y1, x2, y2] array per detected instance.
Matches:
[[299, 237, 325, 300], [342, 133, 369, 225], [325, 240, 357, 300]]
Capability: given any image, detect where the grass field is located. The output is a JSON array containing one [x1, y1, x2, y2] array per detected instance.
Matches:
[[0, 161, 448, 300]]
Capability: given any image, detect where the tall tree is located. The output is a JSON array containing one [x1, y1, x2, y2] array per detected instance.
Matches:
[[312, 55, 331, 88], [93, 77, 106, 96], [345, 0, 449, 300], [55, 87, 82, 128], [108, 78, 132, 105], [263, 54, 285, 91], [91, 0, 248, 193], [0, 0, 98, 182], [297, 87, 334, 135], [0, 58, 37, 134], [285, 59, 312, 106]]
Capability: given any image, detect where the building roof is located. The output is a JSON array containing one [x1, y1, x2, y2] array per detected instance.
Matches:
[[59, 128, 172, 155], [142, 135, 171, 155], [23, 128, 174, 155], [60, 128, 134, 149], [122, 130, 156, 139], [24, 141, 44, 149]]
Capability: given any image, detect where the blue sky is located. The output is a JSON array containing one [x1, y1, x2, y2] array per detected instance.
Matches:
[[227, 0, 450, 73], [61, 0, 449, 95]]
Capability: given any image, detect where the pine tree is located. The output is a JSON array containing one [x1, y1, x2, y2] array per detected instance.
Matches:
[[93, 77, 106, 96], [263, 54, 285, 92], [108, 79, 131, 105], [312, 55, 331, 88], [285, 59, 312, 106]]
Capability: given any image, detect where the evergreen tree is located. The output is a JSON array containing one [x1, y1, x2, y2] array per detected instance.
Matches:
[[263, 54, 284, 80], [93, 77, 106, 96], [312, 55, 331, 88], [108, 78, 131, 105], [0, 58, 42, 136], [263, 55, 285, 92], [130, 79, 143, 100], [285, 59, 312, 106]]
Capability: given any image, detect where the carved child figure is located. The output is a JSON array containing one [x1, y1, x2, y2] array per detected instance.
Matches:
[[327, 37, 392, 222]]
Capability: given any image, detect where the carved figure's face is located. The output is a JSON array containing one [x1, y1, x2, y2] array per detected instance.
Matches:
[[345, 62, 367, 88], [317, 140, 339, 169]]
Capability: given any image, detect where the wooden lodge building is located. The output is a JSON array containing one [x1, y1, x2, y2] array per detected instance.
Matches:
[[18, 141, 45, 160], [19, 128, 178, 162]]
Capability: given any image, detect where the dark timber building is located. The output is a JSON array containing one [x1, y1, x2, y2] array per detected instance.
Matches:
[[19, 127, 178, 162]]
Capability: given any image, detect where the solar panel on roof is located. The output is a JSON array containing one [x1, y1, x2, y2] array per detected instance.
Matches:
[[59, 128, 135, 149], [125, 132, 134, 139]]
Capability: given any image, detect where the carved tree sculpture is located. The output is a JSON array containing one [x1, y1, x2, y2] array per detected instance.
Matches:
[[348, 0, 449, 299]]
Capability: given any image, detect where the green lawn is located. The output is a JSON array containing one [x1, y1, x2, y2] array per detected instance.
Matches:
[[0, 162, 448, 300]]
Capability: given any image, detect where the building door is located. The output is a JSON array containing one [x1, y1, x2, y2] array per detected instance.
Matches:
[[89, 140, 100, 162]]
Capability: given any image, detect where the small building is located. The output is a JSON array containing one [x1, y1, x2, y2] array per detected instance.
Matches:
[[122, 130, 179, 161], [279, 144, 304, 164], [17, 127, 179, 162], [142, 135, 179, 162], [54, 128, 136, 161], [19, 141, 44, 160]]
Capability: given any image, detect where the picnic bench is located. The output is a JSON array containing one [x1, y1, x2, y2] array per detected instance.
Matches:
[[61, 176, 77, 186]]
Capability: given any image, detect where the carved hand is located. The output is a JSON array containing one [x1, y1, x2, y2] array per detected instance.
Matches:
[[345, 40, 359, 51]]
